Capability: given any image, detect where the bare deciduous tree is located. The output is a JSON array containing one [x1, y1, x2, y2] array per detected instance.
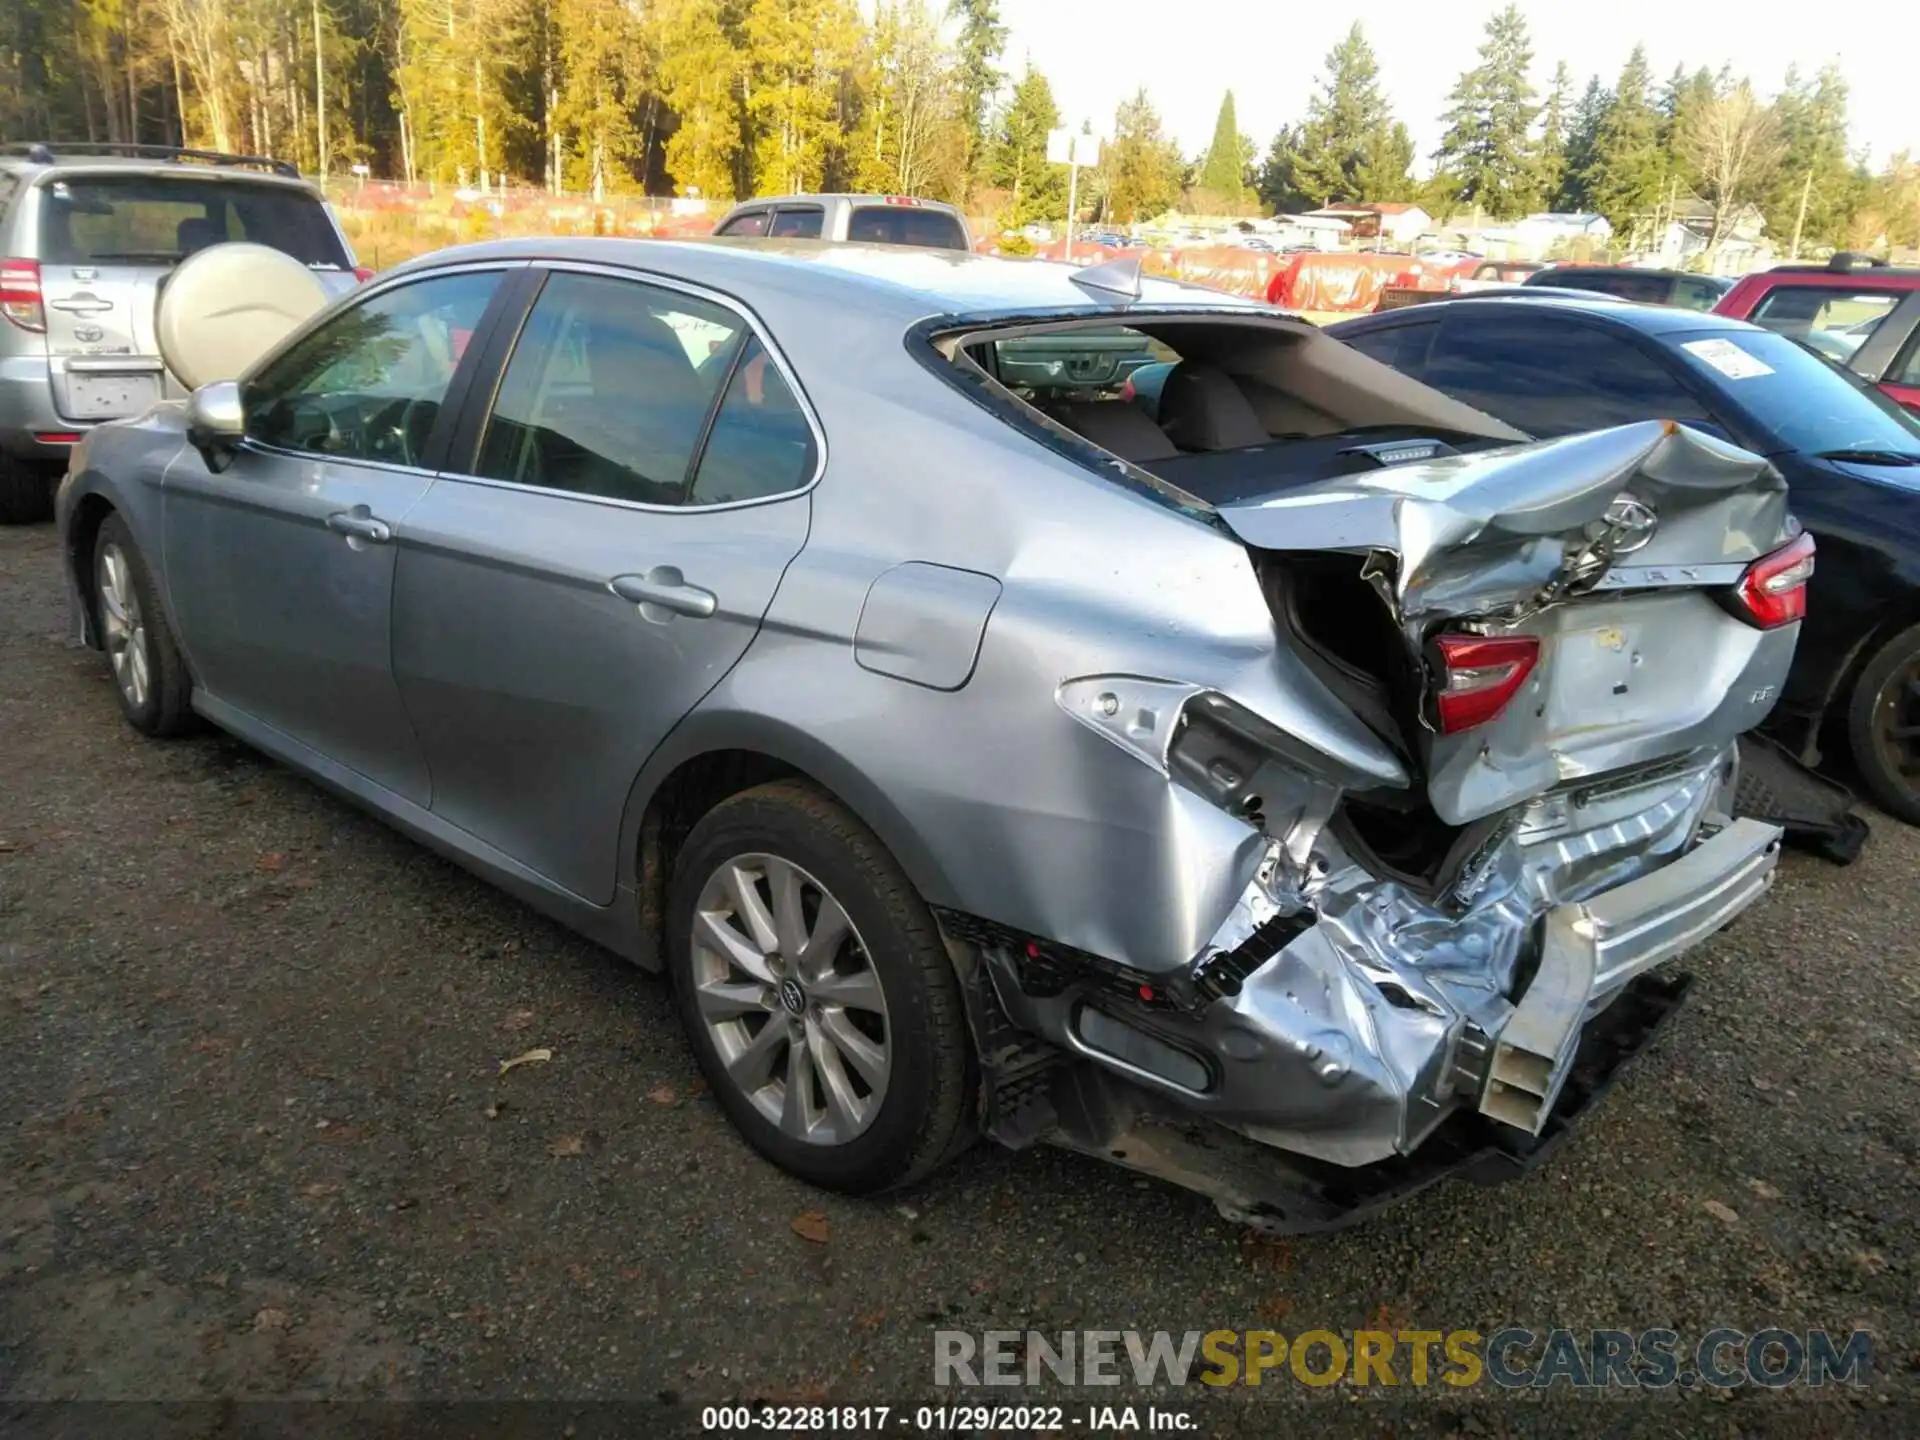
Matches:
[[1679, 81, 1785, 267]]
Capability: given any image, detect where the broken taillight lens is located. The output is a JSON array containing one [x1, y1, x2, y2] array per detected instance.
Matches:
[[1430, 634, 1541, 734], [0, 259, 45, 332], [1729, 533, 1815, 629]]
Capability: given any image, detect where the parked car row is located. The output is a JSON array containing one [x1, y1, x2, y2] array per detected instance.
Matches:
[[16, 155, 1902, 1233]]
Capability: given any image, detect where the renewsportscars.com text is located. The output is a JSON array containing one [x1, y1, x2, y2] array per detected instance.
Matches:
[[933, 1327, 1873, 1390]]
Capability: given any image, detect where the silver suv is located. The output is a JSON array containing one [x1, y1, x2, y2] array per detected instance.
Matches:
[[713, 194, 972, 251], [0, 142, 362, 522]]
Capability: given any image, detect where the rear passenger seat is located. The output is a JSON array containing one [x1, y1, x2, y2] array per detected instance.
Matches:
[[1043, 399, 1179, 462]]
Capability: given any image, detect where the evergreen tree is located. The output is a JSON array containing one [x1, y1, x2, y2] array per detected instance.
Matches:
[[1256, 125, 1307, 213], [1557, 75, 1611, 210], [946, 0, 1004, 193], [1101, 88, 1182, 223], [1432, 3, 1538, 219], [1533, 61, 1572, 211], [1289, 22, 1407, 206], [989, 62, 1066, 226], [1584, 45, 1667, 234], [1764, 63, 1860, 254], [656, 0, 748, 199], [1197, 90, 1247, 202], [743, 0, 862, 196], [1659, 64, 1717, 194]]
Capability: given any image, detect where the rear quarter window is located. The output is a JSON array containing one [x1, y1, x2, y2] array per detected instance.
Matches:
[[846, 206, 967, 250], [37, 175, 348, 268]]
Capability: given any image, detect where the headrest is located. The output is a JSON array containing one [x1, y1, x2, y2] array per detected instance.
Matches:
[[1157, 363, 1269, 452]]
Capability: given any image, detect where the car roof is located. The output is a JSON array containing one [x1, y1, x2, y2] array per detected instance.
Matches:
[[1337, 291, 1755, 337], [721, 194, 964, 213], [388, 236, 1269, 322], [1534, 267, 1729, 285], [0, 141, 306, 184]]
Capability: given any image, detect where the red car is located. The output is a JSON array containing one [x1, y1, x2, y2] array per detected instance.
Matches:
[[1715, 253, 1920, 413]]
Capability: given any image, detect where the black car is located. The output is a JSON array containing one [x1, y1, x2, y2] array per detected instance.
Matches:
[[1328, 294, 1920, 824], [1521, 266, 1733, 311]]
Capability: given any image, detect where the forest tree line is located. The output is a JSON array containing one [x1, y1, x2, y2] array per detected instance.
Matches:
[[2, 0, 1915, 251]]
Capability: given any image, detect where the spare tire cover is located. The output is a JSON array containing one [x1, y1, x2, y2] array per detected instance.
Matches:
[[157, 242, 331, 390]]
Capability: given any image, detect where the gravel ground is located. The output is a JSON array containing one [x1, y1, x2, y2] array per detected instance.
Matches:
[[1, 518, 1915, 1438]]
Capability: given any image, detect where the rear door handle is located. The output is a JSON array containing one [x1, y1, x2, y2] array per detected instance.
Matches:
[[326, 508, 393, 544], [610, 568, 718, 619]]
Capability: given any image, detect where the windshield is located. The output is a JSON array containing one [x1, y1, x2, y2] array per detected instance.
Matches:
[[1671, 327, 1920, 459], [37, 175, 350, 269]]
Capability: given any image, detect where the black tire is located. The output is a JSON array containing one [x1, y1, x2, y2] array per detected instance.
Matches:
[[1847, 621, 1920, 826], [93, 513, 196, 736], [0, 453, 54, 525], [666, 780, 975, 1194]]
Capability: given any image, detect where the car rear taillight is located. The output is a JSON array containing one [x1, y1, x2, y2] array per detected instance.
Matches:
[[353, 265, 376, 284], [1430, 634, 1541, 734], [1, 259, 44, 332], [1730, 533, 1816, 629]]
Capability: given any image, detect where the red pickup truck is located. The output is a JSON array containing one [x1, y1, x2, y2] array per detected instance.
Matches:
[[1715, 253, 1920, 413]]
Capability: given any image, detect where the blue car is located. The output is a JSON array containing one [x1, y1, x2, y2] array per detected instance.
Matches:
[[1327, 293, 1920, 824]]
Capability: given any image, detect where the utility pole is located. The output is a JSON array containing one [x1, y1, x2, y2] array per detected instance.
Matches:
[[313, 0, 328, 186], [1064, 160, 1079, 262], [1790, 168, 1814, 260]]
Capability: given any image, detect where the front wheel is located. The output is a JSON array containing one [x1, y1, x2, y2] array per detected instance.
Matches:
[[93, 514, 195, 736], [1847, 621, 1920, 826], [666, 781, 975, 1194]]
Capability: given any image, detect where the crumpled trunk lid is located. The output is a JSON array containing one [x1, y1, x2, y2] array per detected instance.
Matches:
[[1216, 421, 1801, 824]]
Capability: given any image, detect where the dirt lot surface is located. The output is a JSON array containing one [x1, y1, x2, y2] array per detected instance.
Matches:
[[2, 519, 1916, 1437]]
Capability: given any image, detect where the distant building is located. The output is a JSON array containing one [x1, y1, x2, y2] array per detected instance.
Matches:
[[1465, 212, 1614, 261], [1272, 213, 1354, 250], [1646, 200, 1770, 271], [1302, 203, 1431, 247]]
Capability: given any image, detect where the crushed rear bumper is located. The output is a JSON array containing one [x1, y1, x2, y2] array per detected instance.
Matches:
[[1036, 970, 1698, 1235]]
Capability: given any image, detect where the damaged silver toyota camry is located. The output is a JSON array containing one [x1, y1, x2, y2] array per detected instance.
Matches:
[[57, 239, 1807, 1230]]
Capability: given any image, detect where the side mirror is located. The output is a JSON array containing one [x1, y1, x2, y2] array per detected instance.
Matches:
[[187, 381, 245, 471]]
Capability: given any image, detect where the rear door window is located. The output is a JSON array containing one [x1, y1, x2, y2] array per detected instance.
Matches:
[[767, 207, 823, 239], [1424, 314, 1709, 436], [717, 210, 770, 237], [1747, 285, 1902, 363], [1339, 321, 1438, 376], [37, 175, 350, 268], [477, 272, 746, 505], [846, 205, 968, 250], [1547, 270, 1671, 304]]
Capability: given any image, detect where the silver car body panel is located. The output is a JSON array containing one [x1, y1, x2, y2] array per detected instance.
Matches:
[[58, 237, 1792, 1196]]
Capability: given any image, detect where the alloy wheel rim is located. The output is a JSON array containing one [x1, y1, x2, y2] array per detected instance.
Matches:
[[98, 543, 150, 711], [690, 853, 891, 1146], [1873, 656, 1920, 795]]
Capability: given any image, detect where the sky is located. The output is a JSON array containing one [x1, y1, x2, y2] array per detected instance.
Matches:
[[994, 0, 1917, 176]]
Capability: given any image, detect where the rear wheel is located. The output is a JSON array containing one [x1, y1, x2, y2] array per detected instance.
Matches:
[[0, 453, 55, 524], [93, 514, 195, 736], [666, 781, 974, 1194], [1847, 621, 1920, 826]]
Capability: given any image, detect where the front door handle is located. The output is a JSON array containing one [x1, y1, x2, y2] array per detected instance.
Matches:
[[609, 567, 718, 620], [326, 507, 393, 544]]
